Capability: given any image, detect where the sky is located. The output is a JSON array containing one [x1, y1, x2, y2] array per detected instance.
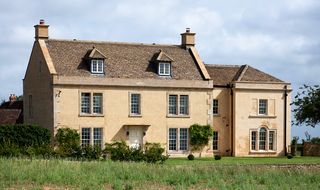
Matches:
[[0, 0, 319, 140]]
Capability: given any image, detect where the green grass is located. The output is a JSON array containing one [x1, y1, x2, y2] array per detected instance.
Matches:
[[0, 157, 319, 189]]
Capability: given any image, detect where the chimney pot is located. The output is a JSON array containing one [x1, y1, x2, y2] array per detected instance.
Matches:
[[9, 94, 17, 102], [186, 28, 190, 33], [34, 20, 49, 40]]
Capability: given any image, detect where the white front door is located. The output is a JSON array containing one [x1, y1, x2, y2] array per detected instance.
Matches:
[[129, 127, 143, 149]]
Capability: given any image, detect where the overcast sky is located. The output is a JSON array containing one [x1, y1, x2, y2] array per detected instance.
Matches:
[[0, 0, 319, 139]]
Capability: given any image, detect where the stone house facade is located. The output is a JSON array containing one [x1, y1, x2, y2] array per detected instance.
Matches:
[[24, 20, 291, 157]]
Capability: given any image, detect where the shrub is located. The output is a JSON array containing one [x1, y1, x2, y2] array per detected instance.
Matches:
[[214, 155, 222, 160], [81, 145, 103, 160], [0, 124, 51, 156], [187, 154, 195, 160], [55, 128, 81, 158], [144, 142, 168, 163], [104, 141, 167, 163], [287, 154, 293, 159]]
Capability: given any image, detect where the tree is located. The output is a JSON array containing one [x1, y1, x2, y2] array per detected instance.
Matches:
[[189, 124, 213, 157], [292, 85, 320, 127]]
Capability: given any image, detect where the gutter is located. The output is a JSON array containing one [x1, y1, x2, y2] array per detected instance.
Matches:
[[284, 85, 288, 155]]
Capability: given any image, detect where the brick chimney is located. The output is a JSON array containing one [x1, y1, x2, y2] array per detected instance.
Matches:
[[181, 28, 195, 49], [9, 94, 17, 103], [34, 19, 49, 40]]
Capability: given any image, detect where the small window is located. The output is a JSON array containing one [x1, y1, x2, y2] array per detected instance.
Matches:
[[91, 59, 104, 74], [158, 62, 171, 76], [269, 131, 275, 150], [259, 128, 267, 150], [212, 131, 218, 150], [168, 94, 189, 116], [93, 128, 103, 148], [80, 92, 103, 115], [130, 93, 141, 115], [93, 93, 102, 114], [82, 128, 103, 148], [251, 131, 257, 150], [81, 93, 91, 114], [179, 95, 189, 115], [259, 99, 268, 115], [179, 128, 188, 150], [81, 128, 91, 146], [169, 128, 177, 150], [168, 95, 178, 115], [213, 99, 218, 115]]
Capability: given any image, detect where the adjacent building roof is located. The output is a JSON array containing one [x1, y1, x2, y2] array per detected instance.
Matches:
[[205, 64, 283, 86], [45, 39, 204, 80], [0, 100, 23, 125]]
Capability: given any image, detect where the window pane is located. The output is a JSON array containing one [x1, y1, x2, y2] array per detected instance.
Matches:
[[97, 60, 103, 73], [212, 131, 218, 150], [93, 93, 102, 114], [131, 94, 141, 114], [269, 131, 275, 150], [180, 128, 188, 151], [259, 99, 267, 115], [259, 128, 266, 150], [251, 131, 257, 150], [168, 95, 177, 115], [169, 128, 177, 150], [159, 63, 165, 75], [81, 128, 91, 146], [213, 99, 218, 114], [164, 63, 170, 75], [180, 95, 189, 115], [81, 93, 90, 114], [93, 128, 103, 148], [92, 60, 97, 72]]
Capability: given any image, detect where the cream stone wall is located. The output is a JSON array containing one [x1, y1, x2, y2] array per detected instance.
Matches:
[[232, 83, 291, 157], [53, 85, 211, 156]]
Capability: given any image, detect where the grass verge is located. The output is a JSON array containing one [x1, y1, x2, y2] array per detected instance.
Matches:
[[0, 157, 319, 189]]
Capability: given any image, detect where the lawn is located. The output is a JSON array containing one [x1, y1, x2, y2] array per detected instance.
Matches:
[[0, 157, 319, 190]]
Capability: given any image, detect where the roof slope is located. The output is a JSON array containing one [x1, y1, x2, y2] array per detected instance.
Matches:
[[0, 109, 23, 125], [45, 39, 204, 80], [205, 64, 283, 85]]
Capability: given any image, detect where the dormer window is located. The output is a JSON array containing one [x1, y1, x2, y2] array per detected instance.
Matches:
[[155, 50, 174, 77], [87, 47, 107, 75], [159, 62, 171, 76], [91, 59, 104, 74]]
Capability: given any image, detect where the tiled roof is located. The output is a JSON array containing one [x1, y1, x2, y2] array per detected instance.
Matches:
[[205, 64, 241, 85], [0, 101, 23, 109], [205, 64, 283, 85], [46, 39, 204, 80], [0, 109, 23, 125]]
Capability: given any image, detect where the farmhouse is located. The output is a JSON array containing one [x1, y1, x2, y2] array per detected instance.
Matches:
[[24, 20, 291, 157]]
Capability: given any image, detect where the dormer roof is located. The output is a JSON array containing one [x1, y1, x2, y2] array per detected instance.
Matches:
[[88, 47, 107, 59], [155, 50, 174, 62]]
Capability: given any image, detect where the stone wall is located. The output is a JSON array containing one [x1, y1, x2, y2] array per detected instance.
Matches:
[[303, 142, 320, 156]]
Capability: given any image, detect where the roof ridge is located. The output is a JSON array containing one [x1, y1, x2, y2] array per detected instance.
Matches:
[[47, 38, 181, 48], [205, 64, 241, 68]]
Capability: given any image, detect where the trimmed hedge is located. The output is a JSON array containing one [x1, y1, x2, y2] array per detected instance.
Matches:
[[0, 124, 51, 156]]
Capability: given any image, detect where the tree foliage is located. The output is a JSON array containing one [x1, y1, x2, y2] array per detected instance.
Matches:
[[292, 84, 320, 127]]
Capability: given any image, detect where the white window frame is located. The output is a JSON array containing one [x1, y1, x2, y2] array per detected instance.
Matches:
[[168, 127, 189, 152], [158, 62, 171, 76], [80, 92, 103, 115], [167, 94, 189, 117], [81, 127, 104, 148], [258, 99, 268, 115], [250, 127, 276, 152], [212, 99, 219, 115], [129, 93, 141, 116], [91, 59, 104, 74]]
